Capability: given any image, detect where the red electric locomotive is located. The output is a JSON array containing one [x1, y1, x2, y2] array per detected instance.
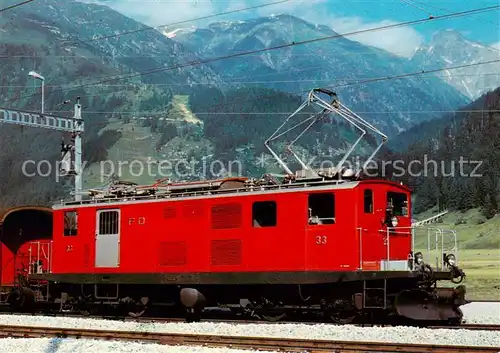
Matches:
[[0, 89, 467, 324]]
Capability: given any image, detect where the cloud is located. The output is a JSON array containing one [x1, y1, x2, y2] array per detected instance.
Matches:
[[79, 0, 218, 27], [326, 16, 424, 58], [255, 0, 326, 17], [491, 42, 500, 50]]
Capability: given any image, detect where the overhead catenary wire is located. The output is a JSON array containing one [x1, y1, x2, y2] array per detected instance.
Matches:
[[4, 61, 498, 132], [48, 107, 500, 131], [25, 58, 500, 125], [328, 60, 500, 89], [0, 50, 431, 58], [3, 72, 499, 88], [174, 59, 500, 113], [406, 0, 500, 53], [44, 109, 500, 116], [409, 0, 500, 29], [7, 4, 500, 104], [0, 0, 34, 13], [398, 0, 434, 18], [41, 59, 499, 120]]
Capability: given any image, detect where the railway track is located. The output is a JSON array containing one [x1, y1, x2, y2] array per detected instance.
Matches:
[[0, 311, 499, 332], [125, 316, 500, 331], [0, 324, 498, 353]]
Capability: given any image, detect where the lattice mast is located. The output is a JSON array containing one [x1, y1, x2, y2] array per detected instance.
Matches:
[[0, 98, 84, 201]]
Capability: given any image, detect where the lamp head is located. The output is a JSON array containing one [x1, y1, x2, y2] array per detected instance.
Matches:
[[28, 71, 44, 81]]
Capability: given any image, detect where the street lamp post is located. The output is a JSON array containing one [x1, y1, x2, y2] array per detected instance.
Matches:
[[28, 71, 45, 113]]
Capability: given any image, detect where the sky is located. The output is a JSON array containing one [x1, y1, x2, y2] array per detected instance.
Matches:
[[80, 0, 499, 58]]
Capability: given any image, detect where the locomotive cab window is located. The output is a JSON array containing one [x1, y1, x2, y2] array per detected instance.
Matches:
[[98, 210, 119, 234], [387, 192, 408, 216], [252, 201, 277, 227], [308, 193, 335, 225], [364, 189, 373, 213], [64, 211, 78, 236]]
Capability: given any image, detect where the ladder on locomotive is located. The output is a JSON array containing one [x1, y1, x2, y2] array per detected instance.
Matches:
[[25, 241, 52, 302], [363, 279, 387, 309]]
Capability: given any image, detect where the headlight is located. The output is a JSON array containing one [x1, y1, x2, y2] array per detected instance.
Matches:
[[414, 252, 424, 265], [445, 253, 456, 266], [391, 216, 398, 227]]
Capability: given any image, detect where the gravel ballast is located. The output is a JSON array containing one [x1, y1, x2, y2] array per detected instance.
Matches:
[[461, 302, 500, 324], [0, 302, 498, 348], [0, 337, 278, 353]]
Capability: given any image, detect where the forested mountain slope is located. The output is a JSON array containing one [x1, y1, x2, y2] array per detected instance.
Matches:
[[387, 87, 500, 216]]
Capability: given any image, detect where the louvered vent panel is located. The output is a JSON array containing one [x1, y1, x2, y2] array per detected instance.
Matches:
[[183, 203, 203, 218], [211, 203, 242, 229], [210, 239, 241, 265], [158, 242, 187, 266], [163, 207, 176, 219], [83, 244, 90, 267]]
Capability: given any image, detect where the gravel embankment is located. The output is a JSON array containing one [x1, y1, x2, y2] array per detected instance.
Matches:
[[0, 302, 498, 348], [0, 337, 276, 353]]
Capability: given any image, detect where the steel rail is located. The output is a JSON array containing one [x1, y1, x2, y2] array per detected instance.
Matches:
[[0, 310, 499, 331], [0, 324, 498, 353]]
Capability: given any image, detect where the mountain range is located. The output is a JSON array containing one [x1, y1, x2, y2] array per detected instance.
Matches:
[[172, 15, 469, 135], [411, 29, 500, 100], [0, 0, 497, 211]]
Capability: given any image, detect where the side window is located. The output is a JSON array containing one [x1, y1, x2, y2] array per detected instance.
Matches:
[[387, 192, 408, 216], [308, 193, 335, 225], [98, 211, 119, 234], [64, 211, 78, 236], [364, 189, 373, 213], [252, 201, 277, 227]]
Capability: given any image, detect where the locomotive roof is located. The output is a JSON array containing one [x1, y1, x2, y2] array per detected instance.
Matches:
[[52, 177, 410, 210]]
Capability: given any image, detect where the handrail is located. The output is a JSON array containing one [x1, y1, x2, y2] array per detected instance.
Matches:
[[412, 210, 449, 226], [27, 241, 52, 275], [57, 179, 353, 207], [386, 226, 458, 271]]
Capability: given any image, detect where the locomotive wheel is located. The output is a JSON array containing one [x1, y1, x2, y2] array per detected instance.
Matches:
[[7, 287, 35, 312], [249, 298, 287, 322], [185, 307, 202, 323], [323, 298, 358, 324], [328, 310, 357, 324], [79, 302, 98, 316], [7, 291, 23, 311], [128, 297, 149, 318], [261, 312, 287, 322], [77, 295, 96, 316]]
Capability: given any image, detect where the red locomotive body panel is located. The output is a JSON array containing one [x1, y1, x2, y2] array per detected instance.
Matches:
[[49, 180, 411, 279]]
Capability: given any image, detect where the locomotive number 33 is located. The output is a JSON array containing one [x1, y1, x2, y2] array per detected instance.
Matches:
[[315, 235, 327, 245]]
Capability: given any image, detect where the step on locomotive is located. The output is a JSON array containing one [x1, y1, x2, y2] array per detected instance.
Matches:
[[0, 89, 467, 324]]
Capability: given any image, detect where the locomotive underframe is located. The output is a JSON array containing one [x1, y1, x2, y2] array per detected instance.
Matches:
[[3, 269, 466, 325]]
